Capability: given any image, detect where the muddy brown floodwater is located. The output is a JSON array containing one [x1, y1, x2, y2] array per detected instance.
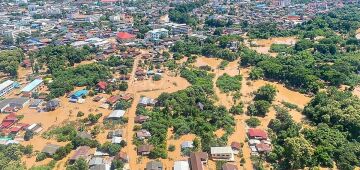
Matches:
[[245, 37, 297, 57]]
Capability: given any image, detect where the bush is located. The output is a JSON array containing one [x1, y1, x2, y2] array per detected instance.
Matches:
[[254, 84, 277, 102], [229, 102, 244, 115], [77, 111, 85, 117], [216, 73, 242, 93], [118, 81, 128, 91], [168, 145, 176, 152], [36, 152, 47, 162], [153, 74, 161, 81], [249, 67, 264, 80], [247, 100, 271, 117], [245, 117, 261, 127]]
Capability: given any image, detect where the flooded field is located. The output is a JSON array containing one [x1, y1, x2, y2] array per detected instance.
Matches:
[[246, 37, 297, 57]]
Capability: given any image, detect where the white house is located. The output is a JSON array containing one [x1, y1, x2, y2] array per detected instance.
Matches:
[[146, 28, 169, 41], [210, 146, 235, 161], [0, 80, 15, 97]]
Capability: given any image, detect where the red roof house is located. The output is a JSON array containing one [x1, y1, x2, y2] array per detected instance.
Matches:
[[116, 32, 136, 41], [106, 96, 121, 105], [0, 113, 18, 129], [248, 128, 268, 140], [97, 81, 108, 91]]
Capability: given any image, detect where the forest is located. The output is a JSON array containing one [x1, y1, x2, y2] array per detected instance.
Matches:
[[267, 89, 360, 170]]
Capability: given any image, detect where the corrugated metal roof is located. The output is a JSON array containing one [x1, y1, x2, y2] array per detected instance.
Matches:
[[21, 79, 43, 92], [0, 80, 14, 92]]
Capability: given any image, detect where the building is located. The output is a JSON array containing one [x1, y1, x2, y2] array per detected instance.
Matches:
[[174, 160, 190, 170], [248, 128, 268, 140], [3, 26, 31, 40], [181, 141, 194, 149], [145, 28, 169, 41], [42, 144, 61, 156], [0, 80, 15, 97], [137, 144, 154, 155], [29, 99, 43, 109], [0, 98, 29, 113], [107, 110, 125, 120], [46, 99, 60, 111], [69, 146, 91, 163], [210, 147, 235, 161], [21, 79, 43, 94], [146, 161, 163, 170], [138, 97, 156, 106], [116, 32, 136, 43], [190, 152, 208, 170], [171, 24, 192, 35], [136, 129, 151, 139], [134, 115, 150, 124]]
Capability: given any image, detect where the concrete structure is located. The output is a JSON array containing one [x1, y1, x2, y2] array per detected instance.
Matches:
[[0, 80, 15, 97], [0, 98, 29, 113], [21, 79, 43, 93], [146, 28, 168, 41], [210, 147, 235, 161], [107, 110, 125, 119], [174, 160, 190, 170]]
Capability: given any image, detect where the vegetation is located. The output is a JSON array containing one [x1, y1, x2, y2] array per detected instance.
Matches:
[[0, 49, 25, 76], [218, 60, 229, 70], [48, 63, 111, 99], [249, 67, 264, 80], [171, 35, 242, 61], [216, 74, 242, 93], [245, 117, 261, 127], [169, 0, 208, 26]]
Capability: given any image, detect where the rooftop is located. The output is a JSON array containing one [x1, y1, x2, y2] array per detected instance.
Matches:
[[0, 80, 14, 92], [21, 79, 43, 92]]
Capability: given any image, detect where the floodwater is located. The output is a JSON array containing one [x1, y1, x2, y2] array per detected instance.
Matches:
[[12, 52, 312, 169], [245, 37, 297, 57]]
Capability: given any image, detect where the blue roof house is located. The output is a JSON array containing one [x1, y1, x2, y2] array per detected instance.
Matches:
[[70, 89, 88, 100]]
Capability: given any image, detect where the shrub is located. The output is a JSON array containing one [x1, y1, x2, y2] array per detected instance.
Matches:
[[36, 152, 47, 162], [153, 74, 161, 81], [77, 111, 85, 117], [168, 145, 176, 152], [246, 117, 261, 127]]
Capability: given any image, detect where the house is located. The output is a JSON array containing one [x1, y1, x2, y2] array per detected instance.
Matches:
[[29, 99, 43, 109], [77, 131, 92, 139], [107, 110, 125, 120], [146, 28, 169, 42], [134, 115, 150, 124], [107, 129, 123, 139], [120, 93, 133, 101], [111, 136, 123, 144], [146, 161, 163, 170], [42, 144, 61, 156], [222, 163, 238, 170], [181, 141, 194, 149], [20, 79, 43, 94], [174, 160, 190, 170], [93, 96, 103, 102], [0, 80, 15, 97], [137, 144, 154, 155], [96, 81, 108, 92], [255, 143, 272, 153], [106, 96, 120, 105], [0, 98, 29, 113], [190, 152, 208, 170], [0, 113, 18, 129], [70, 89, 88, 101], [230, 142, 241, 154], [116, 32, 136, 43], [248, 128, 268, 140], [210, 147, 235, 161], [116, 151, 129, 163], [26, 123, 42, 134], [46, 99, 60, 111], [69, 146, 91, 163], [89, 156, 111, 170], [138, 97, 156, 106], [136, 129, 151, 139]]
